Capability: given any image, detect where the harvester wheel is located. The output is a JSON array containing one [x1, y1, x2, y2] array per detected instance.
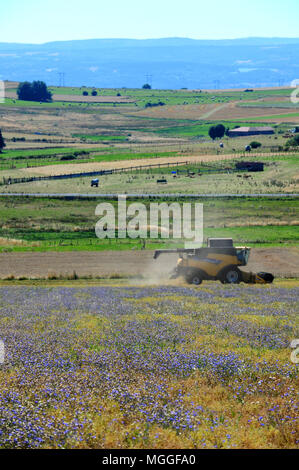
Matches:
[[185, 270, 203, 285], [220, 266, 241, 284]]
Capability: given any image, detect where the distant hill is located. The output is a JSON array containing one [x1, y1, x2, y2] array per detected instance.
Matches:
[[0, 37, 298, 89]]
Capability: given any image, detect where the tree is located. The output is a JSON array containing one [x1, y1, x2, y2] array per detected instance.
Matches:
[[82, 91, 89, 96], [17, 81, 52, 102], [91, 90, 98, 96], [214, 124, 225, 139], [208, 124, 225, 140], [208, 126, 217, 140], [31, 81, 52, 102], [286, 134, 299, 147], [0, 129, 5, 153], [16, 81, 32, 101], [142, 83, 151, 89]]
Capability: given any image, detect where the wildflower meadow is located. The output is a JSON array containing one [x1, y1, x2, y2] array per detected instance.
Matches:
[[0, 281, 298, 449]]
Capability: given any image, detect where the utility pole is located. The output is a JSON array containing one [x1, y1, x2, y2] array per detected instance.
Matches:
[[58, 72, 65, 87], [145, 74, 153, 87]]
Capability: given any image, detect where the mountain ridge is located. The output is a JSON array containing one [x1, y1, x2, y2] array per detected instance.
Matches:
[[1, 37, 298, 89]]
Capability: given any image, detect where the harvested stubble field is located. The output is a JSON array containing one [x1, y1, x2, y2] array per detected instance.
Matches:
[[19, 153, 239, 177], [3, 153, 297, 195], [0, 247, 298, 279], [130, 102, 299, 121], [0, 280, 298, 448], [0, 105, 188, 155]]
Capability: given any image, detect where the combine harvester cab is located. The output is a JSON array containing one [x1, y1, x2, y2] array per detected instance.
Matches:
[[153, 238, 274, 285]]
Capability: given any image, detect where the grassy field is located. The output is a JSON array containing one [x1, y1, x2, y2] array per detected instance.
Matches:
[[248, 112, 299, 120], [0, 196, 297, 253], [238, 102, 299, 109], [152, 121, 278, 138], [46, 86, 295, 107], [0, 98, 135, 109], [0, 86, 298, 253], [0, 280, 297, 448], [4, 86, 295, 110], [0, 150, 187, 172], [3, 153, 298, 195], [1, 84, 298, 176], [0, 226, 297, 253]]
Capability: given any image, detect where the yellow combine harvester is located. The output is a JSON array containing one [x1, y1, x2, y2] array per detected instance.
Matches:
[[153, 238, 274, 285]]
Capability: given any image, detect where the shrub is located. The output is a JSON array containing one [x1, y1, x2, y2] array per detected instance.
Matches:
[[145, 101, 165, 108], [82, 91, 89, 96], [0, 129, 5, 152], [250, 141, 262, 149], [60, 155, 76, 161]]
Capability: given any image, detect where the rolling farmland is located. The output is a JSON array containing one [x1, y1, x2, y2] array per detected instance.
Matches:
[[0, 81, 298, 452]]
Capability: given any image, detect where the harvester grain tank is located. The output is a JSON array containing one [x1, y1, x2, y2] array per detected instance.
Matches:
[[153, 238, 274, 285]]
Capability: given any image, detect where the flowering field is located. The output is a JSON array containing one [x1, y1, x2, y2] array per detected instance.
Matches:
[[0, 281, 298, 449]]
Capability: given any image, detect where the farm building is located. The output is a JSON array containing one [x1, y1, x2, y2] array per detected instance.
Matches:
[[228, 126, 274, 137]]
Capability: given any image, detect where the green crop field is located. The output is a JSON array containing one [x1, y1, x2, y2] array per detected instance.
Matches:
[[248, 112, 299, 120], [0, 196, 297, 253], [152, 121, 277, 138]]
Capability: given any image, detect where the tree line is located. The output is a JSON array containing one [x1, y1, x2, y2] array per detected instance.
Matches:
[[17, 81, 52, 102]]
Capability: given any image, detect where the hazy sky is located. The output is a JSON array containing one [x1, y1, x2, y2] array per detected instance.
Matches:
[[1, 0, 299, 43]]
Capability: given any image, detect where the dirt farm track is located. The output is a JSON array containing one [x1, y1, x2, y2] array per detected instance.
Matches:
[[0, 247, 298, 280]]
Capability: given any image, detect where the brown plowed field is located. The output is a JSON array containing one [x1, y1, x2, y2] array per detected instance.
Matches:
[[0, 247, 298, 279]]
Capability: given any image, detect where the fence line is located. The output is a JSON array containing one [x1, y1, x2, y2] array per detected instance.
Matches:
[[1, 160, 192, 186], [1, 150, 293, 186]]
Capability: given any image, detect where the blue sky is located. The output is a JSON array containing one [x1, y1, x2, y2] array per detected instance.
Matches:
[[1, 0, 299, 43]]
